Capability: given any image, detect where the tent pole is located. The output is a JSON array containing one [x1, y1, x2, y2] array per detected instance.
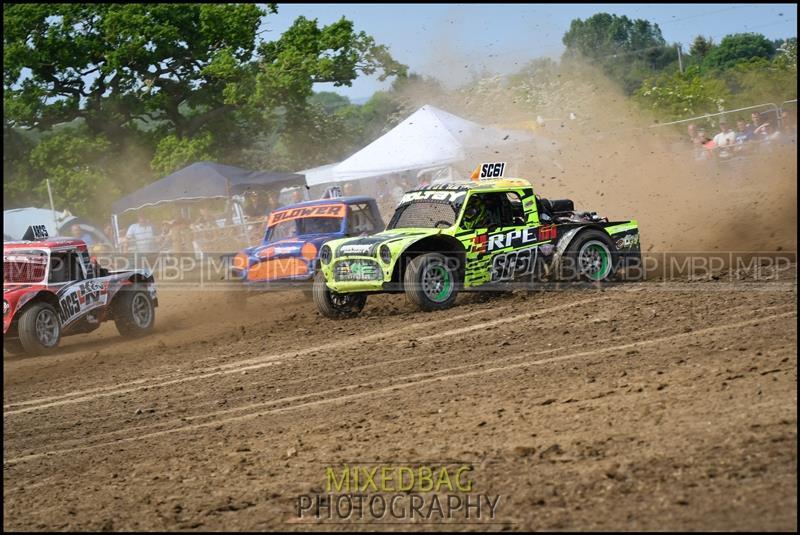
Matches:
[[111, 214, 120, 251]]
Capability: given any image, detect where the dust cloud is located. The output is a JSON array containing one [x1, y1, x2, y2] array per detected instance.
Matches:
[[390, 59, 797, 254]]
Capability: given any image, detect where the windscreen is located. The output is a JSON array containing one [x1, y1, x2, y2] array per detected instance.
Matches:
[[268, 217, 343, 240], [266, 203, 346, 240], [387, 189, 468, 229], [3, 250, 49, 284]]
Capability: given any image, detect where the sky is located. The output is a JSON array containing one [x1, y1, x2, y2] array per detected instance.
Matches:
[[257, 3, 798, 101]]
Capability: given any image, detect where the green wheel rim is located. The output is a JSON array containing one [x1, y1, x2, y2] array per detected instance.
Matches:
[[579, 241, 611, 280], [422, 263, 453, 302], [434, 266, 452, 300]]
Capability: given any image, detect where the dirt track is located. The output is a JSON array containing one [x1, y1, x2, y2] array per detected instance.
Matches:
[[3, 273, 797, 531]]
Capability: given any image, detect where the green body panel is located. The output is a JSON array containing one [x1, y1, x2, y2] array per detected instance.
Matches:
[[318, 179, 640, 294]]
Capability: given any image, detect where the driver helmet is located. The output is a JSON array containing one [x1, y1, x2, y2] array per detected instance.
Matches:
[[461, 196, 486, 230]]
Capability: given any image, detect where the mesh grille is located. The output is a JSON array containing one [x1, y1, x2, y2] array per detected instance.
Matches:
[[390, 202, 458, 229]]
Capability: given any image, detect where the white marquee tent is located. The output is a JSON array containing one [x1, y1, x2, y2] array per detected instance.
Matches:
[[330, 105, 547, 182]]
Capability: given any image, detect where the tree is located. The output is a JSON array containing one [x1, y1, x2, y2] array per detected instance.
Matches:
[[703, 33, 776, 71], [689, 36, 714, 60], [4, 3, 271, 140], [562, 13, 677, 94], [26, 128, 120, 217], [253, 16, 406, 115], [3, 4, 406, 216], [309, 92, 352, 114]]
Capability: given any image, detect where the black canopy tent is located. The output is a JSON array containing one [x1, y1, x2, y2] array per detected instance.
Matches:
[[110, 161, 305, 248]]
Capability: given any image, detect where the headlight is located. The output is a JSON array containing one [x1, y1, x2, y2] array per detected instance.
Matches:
[[3, 300, 9, 316], [379, 244, 391, 265], [301, 242, 317, 261], [320, 244, 332, 265]]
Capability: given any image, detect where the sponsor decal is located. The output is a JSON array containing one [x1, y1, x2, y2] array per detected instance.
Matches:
[[491, 246, 539, 281], [471, 234, 488, 254], [57, 280, 109, 325], [615, 233, 640, 250], [268, 204, 346, 226], [400, 190, 467, 205], [538, 224, 557, 241], [486, 227, 538, 252], [340, 244, 373, 255]]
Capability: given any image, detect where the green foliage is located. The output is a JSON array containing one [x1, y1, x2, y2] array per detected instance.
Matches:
[[26, 129, 119, 217], [562, 13, 677, 94], [774, 38, 797, 72], [703, 33, 777, 71], [309, 92, 352, 114], [689, 36, 714, 59], [151, 132, 215, 174], [254, 15, 406, 114], [635, 66, 731, 119], [3, 4, 406, 220], [3, 3, 268, 137]]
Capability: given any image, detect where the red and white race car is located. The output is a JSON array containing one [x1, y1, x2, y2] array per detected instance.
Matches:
[[3, 225, 158, 356]]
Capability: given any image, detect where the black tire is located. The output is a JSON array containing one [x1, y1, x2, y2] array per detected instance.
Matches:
[[16, 302, 62, 356], [560, 229, 619, 282], [113, 286, 156, 337], [403, 252, 460, 311], [312, 271, 367, 319]]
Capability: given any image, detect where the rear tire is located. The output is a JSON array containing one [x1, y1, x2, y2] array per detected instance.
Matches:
[[17, 302, 62, 356], [313, 271, 367, 319], [404, 253, 460, 311], [560, 229, 619, 282], [114, 286, 156, 337]]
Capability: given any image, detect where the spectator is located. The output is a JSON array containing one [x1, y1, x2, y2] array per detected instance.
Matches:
[[70, 223, 94, 245], [734, 119, 751, 144], [168, 217, 192, 253], [244, 191, 265, 218], [746, 111, 768, 140], [264, 192, 279, 214], [712, 120, 736, 158], [779, 110, 797, 141], [695, 129, 715, 160], [391, 180, 406, 203], [291, 189, 305, 204], [754, 122, 780, 142], [156, 220, 172, 251], [125, 213, 156, 252], [687, 123, 698, 144], [342, 183, 356, 197]]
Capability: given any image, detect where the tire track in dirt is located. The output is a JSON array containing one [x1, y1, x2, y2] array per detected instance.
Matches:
[[4, 298, 791, 452], [5, 309, 794, 465], [8, 322, 686, 453], [4, 297, 608, 415]]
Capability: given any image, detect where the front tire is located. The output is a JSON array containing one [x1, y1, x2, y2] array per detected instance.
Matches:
[[313, 271, 367, 319], [404, 253, 460, 311], [114, 286, 156, 337], [17, 302, 62, 356]]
